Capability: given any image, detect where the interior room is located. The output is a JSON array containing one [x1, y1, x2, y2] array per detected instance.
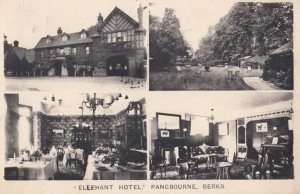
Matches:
[[149, 92, 294, 180], [4, 92, 147, 180]]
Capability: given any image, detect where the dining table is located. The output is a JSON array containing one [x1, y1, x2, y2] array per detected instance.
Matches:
[[212, 161, 233, 179], [83, 155, 146, 180], [4, 156, 58, 180]]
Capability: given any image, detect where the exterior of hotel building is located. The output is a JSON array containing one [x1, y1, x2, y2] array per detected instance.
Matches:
[[5, 6, 146, 77]]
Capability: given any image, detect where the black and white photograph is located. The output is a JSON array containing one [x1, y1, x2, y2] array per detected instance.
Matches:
[[3, 0, 148, 91], [1, 0, 300, 193], [149, 92, 294, 179], [4, 92, 147, 180], [149, 1, 293, 90]]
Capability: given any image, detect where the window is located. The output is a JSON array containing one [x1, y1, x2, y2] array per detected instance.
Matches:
[[117, 32, 122, 38], [62, 35, 68, 41], [86, 47, 90, 54], [101, 37, 107, 43], [46, 38, 51, 43], [72, 48, 76, 55], [112, 33, 116, 42], [56, 48, 60, 54], [64, 47, 71, 55], [80, 32, 86, 39], [136, 41, 140, 48], [117, 37, 122, 42], [50, 50, 54, 55], [122, 31, 127, 41], [107, 34, 111, 43], [40, 52, 44, 58], [60, 49, 64, 55]]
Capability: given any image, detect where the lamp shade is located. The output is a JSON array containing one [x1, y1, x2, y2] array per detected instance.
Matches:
[[103, 95, 114, 108]]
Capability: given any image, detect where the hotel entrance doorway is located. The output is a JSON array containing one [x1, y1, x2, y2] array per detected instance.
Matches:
[[106, 55, 129, 76]]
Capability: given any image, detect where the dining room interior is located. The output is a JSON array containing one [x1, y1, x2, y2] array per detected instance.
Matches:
[[149, 92, 294, 180], [4, 92, 147, 180]]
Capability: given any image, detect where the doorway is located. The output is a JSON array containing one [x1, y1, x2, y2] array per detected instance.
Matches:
[[106, 55, 129, 76], [53, 61, 62, 76]]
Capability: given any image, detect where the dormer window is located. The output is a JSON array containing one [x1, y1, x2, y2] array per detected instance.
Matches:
[[46, 38, 51, 44], [62, 34, 68, 41], [80, 32, 87, 39]]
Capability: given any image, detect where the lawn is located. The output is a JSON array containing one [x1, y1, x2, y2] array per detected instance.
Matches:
[[150, 66, 263, 90]]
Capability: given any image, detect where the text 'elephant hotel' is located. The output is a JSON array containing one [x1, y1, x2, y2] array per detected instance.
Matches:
[[5, 6, 146, 78]]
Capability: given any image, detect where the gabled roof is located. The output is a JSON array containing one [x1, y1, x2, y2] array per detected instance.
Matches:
[[270, 42, 293, 56], [25, 49, 35, 63], [80, 29, 88, 34], [98, 7, 139, 31], [62, 32, 69, 37], [35, 31, 93, 49], [237, 56, 252, 60], [90, 30, 100, 38], [34, 7, 138, 49], [46, 35, 53, 39], [12, 47, 27, 60], [244, 55, 267, 65]]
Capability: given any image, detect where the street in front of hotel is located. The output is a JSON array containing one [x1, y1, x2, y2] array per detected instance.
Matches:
[[5, 76, 146, 91]]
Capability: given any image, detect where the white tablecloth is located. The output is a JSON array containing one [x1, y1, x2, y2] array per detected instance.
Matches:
[[83, 155, 146, 180], [5, 157, 57, 180]]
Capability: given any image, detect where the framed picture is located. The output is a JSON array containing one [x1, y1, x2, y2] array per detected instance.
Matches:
[[53, 129, 65, 137], [161, 130, 170, 138], [256, 123, 268, 132], [272, 137, 279, 144]]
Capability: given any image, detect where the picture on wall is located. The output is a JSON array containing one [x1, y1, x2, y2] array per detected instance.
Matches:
[[256, 123, 268, 132]]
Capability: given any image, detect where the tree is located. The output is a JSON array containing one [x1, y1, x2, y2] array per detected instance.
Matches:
[[196, 2, 293, 65], [150, 8, 190, 72]]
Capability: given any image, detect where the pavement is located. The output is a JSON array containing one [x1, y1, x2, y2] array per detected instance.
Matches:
[[242, 77, 281, 90], [5, 76, 147, 92]]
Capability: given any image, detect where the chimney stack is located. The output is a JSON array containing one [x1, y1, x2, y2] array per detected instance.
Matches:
[[97, 13, 103, 26], [13, 40, 19, 47], [137, 4, 143, 30], [57, 27, 63, 35]]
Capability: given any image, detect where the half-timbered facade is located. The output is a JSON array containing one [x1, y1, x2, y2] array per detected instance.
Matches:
[[33, 6, 146, 77]]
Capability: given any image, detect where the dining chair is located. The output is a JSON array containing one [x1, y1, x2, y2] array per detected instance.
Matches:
[[67, 150, 77, 168], [177, 161, 191, 179], [219, 148, 229, 162]]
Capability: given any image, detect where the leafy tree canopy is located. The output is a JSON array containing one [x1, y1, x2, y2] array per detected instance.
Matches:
[[196, 2, 293, 65], [150, 8, 191, 71]]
